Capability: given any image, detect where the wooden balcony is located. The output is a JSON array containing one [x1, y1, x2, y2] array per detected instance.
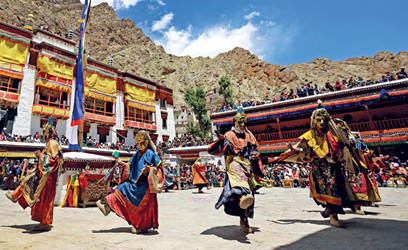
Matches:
[[0, 89, 19, 106], [255, 129, 309, 142], [32, 104, 70, 119], [255, 118, 408, 143], [348, 118, 408, 132], [124, 120, 157, 131], [84, 112, 116, 126]]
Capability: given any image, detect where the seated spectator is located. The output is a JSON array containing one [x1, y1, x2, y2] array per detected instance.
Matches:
[[325, 81, 334, 92], [397, 66, 407, 79], [306, 83, 315, 96], [314, 83, 322, 94], [334, 80, 344, 91], [379, 75, 389, 83]]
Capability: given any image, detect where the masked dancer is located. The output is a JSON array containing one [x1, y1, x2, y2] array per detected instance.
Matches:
[[208, 107, 265, 233], [6, 117, 63, 231], [96, 131, 164, 234]]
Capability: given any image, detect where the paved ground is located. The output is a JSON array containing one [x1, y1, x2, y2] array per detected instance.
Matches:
[[1, 187, 408, 250]]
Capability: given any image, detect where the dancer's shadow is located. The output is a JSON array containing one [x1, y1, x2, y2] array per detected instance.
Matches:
[[2, 224, 52, 234], [303, 209, 381, 216], [201, 225, 260, 244], [92, 227, 159, 235], [268, 219, 331, 226], [274, 218, 408, 249]]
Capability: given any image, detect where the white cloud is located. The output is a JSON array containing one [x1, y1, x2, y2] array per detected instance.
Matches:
[[155, 0, 165, 6], [152, 13, 174, 32], [156, 23, 259, 58], [80, 0, 142, 10], [154, 20, 297, 62], [244, 11, 260, 21]]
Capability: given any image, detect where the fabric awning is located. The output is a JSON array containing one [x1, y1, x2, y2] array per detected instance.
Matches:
[[85, 64, 117, 102], [37, 49, 75, 80], [0, 29, 30, 79], [124, 77, 156, 112]]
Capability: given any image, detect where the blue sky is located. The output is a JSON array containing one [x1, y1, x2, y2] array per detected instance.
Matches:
[[84, 0, 407, 66]]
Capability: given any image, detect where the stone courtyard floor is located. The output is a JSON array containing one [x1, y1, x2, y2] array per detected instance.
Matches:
[[1, 187, 407, 250]]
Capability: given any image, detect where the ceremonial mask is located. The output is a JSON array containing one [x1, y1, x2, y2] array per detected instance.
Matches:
[[135, 131, 149, 152]]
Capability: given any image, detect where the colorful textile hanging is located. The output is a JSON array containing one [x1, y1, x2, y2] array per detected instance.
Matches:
[[35, 72, 73, 93], [124, 77, 156, 112], [84, 64, 117, 102], [0, 60, 24, 79], [37, 49, 76, 80], [0, 29, 30, 79]]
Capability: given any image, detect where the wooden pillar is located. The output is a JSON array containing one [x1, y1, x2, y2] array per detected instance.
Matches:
[[277, 118, 283, 140], [364, 105, 375, 130]]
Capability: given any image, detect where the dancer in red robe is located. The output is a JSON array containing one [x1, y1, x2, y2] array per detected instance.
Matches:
[[192, 158, 209, 193], [6, 117, 63, 231], [96, 131, 164, 234]]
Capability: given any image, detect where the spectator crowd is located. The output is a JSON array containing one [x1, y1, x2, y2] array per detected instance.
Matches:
[[218, 66, 408, 112]]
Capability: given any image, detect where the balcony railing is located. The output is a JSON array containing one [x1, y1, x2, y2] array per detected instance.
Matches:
[[255, 118, 408, 143], [348, 121, 372, 132], [374, 118, 408, 130], [255, 129, 309, 142]]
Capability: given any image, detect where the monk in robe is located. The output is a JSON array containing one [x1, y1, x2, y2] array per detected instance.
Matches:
[[208, 108, 265, 233], [191, 158, 209, 193], [97, 131, 164, 234], [6, 117, 63, 231]]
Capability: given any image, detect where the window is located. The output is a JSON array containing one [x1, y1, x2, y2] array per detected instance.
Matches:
[[125, 105, 155, 124], [34, 86, 70, 109], [0, 76, 21, 93], [162, 117, 167, 129], [160, 98, 167, 110], [84, 96, 114, 116]]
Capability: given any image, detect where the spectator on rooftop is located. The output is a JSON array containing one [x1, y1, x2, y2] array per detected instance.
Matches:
[[325, 81, 334, 92], [397, 66, 407, 79], [314, 83, 322, 95], [379, 75, 389, 83], [297, 86, 307, 97], [306, 83, 315, 96], [334, 80, 344, 91]]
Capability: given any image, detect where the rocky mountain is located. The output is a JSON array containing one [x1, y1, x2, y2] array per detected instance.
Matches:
[[1, 0, 407, 112]]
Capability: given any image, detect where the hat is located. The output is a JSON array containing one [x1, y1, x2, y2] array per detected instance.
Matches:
[[393, 163, 399, 167], [401, 66, 406, 69]]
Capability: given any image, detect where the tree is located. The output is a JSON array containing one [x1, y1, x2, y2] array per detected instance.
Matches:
[[184, 87, 212, 137], [218, 76, 234, 105]]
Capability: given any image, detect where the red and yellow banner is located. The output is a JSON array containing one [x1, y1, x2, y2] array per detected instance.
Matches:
[[124, 77, 156, 112], [85, 64, 117, 102]]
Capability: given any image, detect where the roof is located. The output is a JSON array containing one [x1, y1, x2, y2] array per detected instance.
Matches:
[[63, 152, 113, 162]]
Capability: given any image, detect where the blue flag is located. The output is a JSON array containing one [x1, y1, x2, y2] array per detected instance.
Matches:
[[69, 0, 91, 151]]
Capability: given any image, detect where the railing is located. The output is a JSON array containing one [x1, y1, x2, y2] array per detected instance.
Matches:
[[255, 129, 308, 142], [125, 115, 155, 125], [348, 121, 372, 132], [374, 117, 408, 130], [35, 98, 70, 110], [85, 107, 115, 117], [282, 129, 309, 139], [255, 132, 280, 142], [255, 117, 408, 143]]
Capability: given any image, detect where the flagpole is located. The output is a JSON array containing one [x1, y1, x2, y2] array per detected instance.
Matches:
[[78, 10, 90, 149], [69, 0, 91, 152]]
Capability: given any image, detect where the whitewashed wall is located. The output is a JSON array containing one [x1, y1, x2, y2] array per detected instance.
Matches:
[[13, 65, 36, 136]]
